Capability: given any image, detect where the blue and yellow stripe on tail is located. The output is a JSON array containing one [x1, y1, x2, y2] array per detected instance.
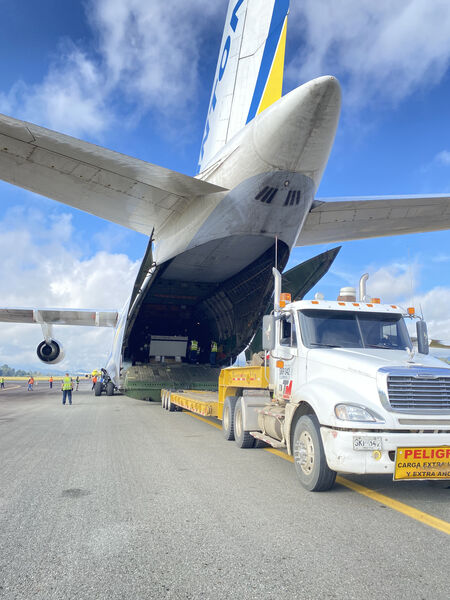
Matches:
[[246, 0, 289, 124]]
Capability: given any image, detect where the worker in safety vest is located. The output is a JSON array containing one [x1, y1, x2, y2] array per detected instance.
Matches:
[[210, 341, 218, 366], [61, 373, 73, 405], [92, 375, 97, 390], [0, 377, 4, 389], [27, 377, 34, 391], [49, 376, 53, 389], [189, 340, 199, 363]]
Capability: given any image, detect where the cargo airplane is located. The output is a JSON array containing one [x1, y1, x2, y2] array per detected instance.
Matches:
[[1, 0, 450, 389]]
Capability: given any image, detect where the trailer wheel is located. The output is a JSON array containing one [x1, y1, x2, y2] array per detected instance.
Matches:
[[234, 397, 255, 448], [94, 381, 103, 397], [292, 415, 336, 492], [167, 392, 176, 412], [106, 382, 114, 396], [222, 396, 237, 440]]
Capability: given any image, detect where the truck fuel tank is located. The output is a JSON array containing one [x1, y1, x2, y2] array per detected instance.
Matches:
[[258, 405, 286, 442]]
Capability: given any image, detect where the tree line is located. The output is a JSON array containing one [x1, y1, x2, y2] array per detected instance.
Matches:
[[0, 364, 41, 377]]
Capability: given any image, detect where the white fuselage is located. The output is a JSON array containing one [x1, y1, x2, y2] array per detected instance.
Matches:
[[154, 76, 341, 267]]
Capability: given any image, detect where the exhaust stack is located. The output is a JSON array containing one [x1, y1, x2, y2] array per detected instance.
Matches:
[[359, 273, 369, 301]]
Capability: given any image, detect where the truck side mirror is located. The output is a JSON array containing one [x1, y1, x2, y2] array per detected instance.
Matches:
[[416, 320, 429, 355], [263, 315, 276, 351]]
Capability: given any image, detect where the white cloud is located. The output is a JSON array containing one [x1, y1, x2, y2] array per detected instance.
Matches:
[[412, 287, 450, 345], [91, 0, 222, 114], [0, 207, 139, 372], [362, 260, 450, 347], [364, 262, 418, 304], [287, 0, 450, 109], [435, 150, 450, 166], [0, 46, 111, 138], [0, 0, 223, 139]]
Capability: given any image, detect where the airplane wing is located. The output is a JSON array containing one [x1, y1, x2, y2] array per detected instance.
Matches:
[[0, 308, 118, 327], [0, 113, 227, 237], [296, 194, 450, 246]]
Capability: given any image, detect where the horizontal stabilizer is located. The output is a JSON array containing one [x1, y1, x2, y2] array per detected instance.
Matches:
[[0, 308, 118, 327], [0, 113, 226, 237], [297, 194, 450, 246]]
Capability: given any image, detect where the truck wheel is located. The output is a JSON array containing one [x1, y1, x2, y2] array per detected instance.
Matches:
[[234, 397, 255, 448], [161, 391, 167, 409], [94, 381, 103, 396], [222, 396, 237, 440], [293, 415, 336, 492], [106, 382, 114, 396]]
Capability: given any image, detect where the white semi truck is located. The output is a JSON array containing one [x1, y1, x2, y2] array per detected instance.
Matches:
[[162, 270, 450, 491]]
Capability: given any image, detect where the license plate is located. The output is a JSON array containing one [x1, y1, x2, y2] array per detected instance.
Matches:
[[353, 436, 382, 451], [394, 446, 450, 480]]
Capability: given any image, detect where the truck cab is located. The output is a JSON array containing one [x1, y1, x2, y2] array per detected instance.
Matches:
[[243, 280, 450, 490]]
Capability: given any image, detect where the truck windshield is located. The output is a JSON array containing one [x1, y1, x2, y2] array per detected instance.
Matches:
[[298, 309, 412, 350]]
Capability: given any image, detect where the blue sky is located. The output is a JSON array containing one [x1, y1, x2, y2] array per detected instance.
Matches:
[[0, 0, 450, 370]]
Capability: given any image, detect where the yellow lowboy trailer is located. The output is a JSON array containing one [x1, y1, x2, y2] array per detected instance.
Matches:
[[161, 365, 270, 420]]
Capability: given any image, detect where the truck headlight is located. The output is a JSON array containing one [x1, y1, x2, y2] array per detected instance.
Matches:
[[335, 404, 384, 423]]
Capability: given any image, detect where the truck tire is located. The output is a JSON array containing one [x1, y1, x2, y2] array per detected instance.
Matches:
[[234, 397, 255, 448], [94, 381, 103, 396], [161, 391, 167, 409], [106, 382, 114, 396], [292, 415, 336, 492], [222, 396, 237, 440]]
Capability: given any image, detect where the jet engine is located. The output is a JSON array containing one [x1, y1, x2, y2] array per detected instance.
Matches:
[[36, 339, 65, 364]]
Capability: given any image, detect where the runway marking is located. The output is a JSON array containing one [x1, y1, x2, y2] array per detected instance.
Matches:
[[186, 413, 450, 536], [335, 476, 450, 535], [1, 385, 22, 391], [266, 449, 450, 536], [184, 412, 222, 430]]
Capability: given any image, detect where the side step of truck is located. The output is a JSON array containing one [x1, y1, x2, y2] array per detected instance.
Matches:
[[250, 431, 286, 449]]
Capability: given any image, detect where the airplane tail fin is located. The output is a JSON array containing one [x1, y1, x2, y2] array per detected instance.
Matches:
[[198, 0, 289, 173]]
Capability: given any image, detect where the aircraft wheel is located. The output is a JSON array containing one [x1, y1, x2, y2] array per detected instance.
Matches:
[[94, 381, 103, 396], [106, 382, 114, 396]]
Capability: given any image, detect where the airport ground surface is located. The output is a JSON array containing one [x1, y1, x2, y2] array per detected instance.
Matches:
[[0, 382, 449, 600]]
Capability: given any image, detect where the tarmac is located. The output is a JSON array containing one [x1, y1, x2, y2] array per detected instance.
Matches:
[[0, 382, 449, 600]]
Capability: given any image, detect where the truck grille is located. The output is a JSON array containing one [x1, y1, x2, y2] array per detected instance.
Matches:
[[387, 375, 450, 411]]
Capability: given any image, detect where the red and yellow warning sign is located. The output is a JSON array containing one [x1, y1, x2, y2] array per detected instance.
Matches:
[[394, 447, 450, 480]]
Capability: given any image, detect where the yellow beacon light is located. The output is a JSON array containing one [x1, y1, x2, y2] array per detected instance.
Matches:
[[279, 293, 291, 308]]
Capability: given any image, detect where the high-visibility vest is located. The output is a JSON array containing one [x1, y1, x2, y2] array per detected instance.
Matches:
[[211, 341, 218, 352], [93, 376, 97, 383], [49, 377, 53, 382], [62, 376, 72, 391], [190, 340, 198, 351]]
